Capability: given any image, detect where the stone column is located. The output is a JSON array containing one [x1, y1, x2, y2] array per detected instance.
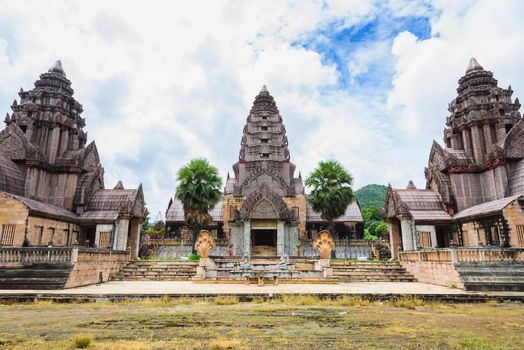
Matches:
[[496, 124, 506, 145], [277, 220, 285, 256], [399, 215, 415, 251], [482, 123, 493, 149], [230, 222, 243, 256], [388, 222, 397, 259], [288, 223, 299, 256], [470, 125, 483, 163], [113, 219, 130, 251], [243, 220, 251, 259], [48, 126, 61, 164], [125, 219, 141, 259]]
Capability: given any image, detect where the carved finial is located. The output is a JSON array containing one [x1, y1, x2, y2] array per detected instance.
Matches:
[[48, 59, 66, 76], [12, 99, 17, 106], [227, 172, 230, 180], [114, 180, 124, 190], [4, 113, 10, 124], [19, 87, 23, 93], [298, 171, 302, 178], [466, 57, 483, 74], [515, 97, 520, 106], [508, 85, 512, 91], [260, 85, 269, 94], [406, 180, 417, 190]]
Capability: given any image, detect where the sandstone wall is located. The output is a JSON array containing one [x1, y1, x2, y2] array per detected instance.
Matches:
[[0, 193, 28, 246], [400, 260, 464, 288], [64, 260, 128, 288]]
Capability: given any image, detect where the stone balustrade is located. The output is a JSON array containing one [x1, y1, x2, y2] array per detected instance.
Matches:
[[399, 247, 524, 263], [0, 247, 73, 264], [76, 248, 130, 263]]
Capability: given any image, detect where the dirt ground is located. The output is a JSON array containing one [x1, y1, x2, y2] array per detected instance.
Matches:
[[0, 296, 522, 349]]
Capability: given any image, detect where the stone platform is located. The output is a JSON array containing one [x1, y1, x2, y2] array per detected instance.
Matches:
[[0, 281, 523, 303]]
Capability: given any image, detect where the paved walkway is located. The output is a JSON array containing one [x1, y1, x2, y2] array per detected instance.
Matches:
[[0, 281, 522, 297]]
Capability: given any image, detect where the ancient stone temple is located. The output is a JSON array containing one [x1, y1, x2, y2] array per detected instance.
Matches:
[[166, 86, 364, 258], [0, 61, 147, 257], [385, 58, 524, 255]]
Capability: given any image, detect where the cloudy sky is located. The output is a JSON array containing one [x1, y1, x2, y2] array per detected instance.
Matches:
[[1, 0, 523, 219]]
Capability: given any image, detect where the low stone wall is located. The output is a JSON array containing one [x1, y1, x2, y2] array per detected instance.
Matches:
[[400, 260, 463, 288], [158, 245, 229, 258], [64, 248, 131, 288], [300, 239, 372, 259]]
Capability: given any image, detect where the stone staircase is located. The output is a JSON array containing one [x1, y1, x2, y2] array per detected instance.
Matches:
[[0, 263, 73, 290], [331, 261, 416, 282], [456, 263, 524, 291], [113, 261, 198, 281]]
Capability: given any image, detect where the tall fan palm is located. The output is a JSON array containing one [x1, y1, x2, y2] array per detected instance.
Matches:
[[305, 160, 354, 234], [175, 158, 223, 254]]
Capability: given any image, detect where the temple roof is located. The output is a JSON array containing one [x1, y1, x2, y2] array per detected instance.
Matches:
[[2, 192, 79, 222], [306, 201, 363, 222], [165, 198, 223, 222], [465, 57, 483, 74], [453, 195, 523, 220], [48, 59, 66, 76], [86, 188, 138, 212], [0, 155, 25, 196]]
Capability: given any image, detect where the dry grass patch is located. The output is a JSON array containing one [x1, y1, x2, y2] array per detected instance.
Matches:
[[210, 337, 242, 349]]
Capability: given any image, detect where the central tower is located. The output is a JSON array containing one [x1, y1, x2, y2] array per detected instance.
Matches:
[[223, 86, 306, 257]]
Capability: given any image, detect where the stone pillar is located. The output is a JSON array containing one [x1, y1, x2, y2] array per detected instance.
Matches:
[[470, 125, 483, 163], [48, 126, 61, 164], [461, 128, 469, 153], [288, 223, 299, 256], [113, 219, 130, 251], [243, 220, 251, 258], [399, 216, 415, 251], [496, 124, 506, 145], [128, 219, 141, 259], [482, 123, 493, 149], [230, 222, 243, 256], [277, 220, 285, 256], [388, 222, 397, 259]]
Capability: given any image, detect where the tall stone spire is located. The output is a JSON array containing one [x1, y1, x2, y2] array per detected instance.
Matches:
[[9, 60, 85, 163], [444, 58, 522, 165], [48, 59, 66, 76], [229, 85, 302, 197], [238, 85, 290, 162], [465, 57, 483, 74]]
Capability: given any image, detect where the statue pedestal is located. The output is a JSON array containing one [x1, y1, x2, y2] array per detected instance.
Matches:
[[195, 257, 216, 279], [315, 258, 333, 278]]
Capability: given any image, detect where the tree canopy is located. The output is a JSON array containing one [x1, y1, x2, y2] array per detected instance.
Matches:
[[175, 158, 222, 252], [305, 160, 354, 232]]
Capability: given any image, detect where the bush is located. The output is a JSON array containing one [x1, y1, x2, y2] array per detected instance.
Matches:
[[73, 335, 91, 349], [188, 253, 200, 262]]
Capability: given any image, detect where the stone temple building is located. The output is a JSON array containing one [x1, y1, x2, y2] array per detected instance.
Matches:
[[385, 58, 524, 256], [0, 61, 147, 258], [166, 86, 363, 258]]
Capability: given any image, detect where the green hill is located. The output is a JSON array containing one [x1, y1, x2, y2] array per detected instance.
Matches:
[[355, 184, 387, 209]]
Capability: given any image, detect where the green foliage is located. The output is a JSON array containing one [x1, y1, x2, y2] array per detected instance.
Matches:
[[355, 184, 387, 209], [305, 160, 354, 230], [142, 216, 151, 230], [188, 253, 200, 262], [362, 206, 387, 240], [73, 335, 91, 348], [175, 158, 223, 228]]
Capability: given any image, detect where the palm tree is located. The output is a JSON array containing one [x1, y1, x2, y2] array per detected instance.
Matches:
[[305, 160, 354, 235], [175, 158, 223, 254]]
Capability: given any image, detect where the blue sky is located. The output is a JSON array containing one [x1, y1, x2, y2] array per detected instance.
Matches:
[[0, 0, 523, 218]]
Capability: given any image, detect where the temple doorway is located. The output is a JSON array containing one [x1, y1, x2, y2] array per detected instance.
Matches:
[[251, 229, 277, 256]]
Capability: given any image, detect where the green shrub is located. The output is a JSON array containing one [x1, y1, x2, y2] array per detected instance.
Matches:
[[188, 253, 200, 262], [73, 335, 91, 348]]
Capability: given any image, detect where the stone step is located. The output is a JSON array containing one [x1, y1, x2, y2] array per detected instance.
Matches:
[[463, 281, 524, 292]]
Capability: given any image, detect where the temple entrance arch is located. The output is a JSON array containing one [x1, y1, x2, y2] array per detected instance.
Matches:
[[251, 219, 277, 256]]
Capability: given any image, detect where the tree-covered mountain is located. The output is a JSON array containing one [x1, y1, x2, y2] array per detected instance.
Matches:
[[355, 184, 387, 209]]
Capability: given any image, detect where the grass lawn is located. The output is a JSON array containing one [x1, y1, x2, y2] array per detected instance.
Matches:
[[0, 296, 522, 349]]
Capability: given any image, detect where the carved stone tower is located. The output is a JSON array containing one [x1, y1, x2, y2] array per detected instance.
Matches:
[[0, 60, 104, 211], [223, 86, 306, 257], [426, 58, 523, 212]]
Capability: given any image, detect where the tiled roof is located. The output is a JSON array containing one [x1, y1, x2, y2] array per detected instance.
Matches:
[[410, 210, 452, 221], [396, 189, 444, 211], [3, 192, 79, 222], [306, 201, 363, 222], [87, 189, 137, 212], [79, 210, 119, 223], [166, 199, 223, 223], [0, 155, 25, 196], [453, 195, 523, 220]]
